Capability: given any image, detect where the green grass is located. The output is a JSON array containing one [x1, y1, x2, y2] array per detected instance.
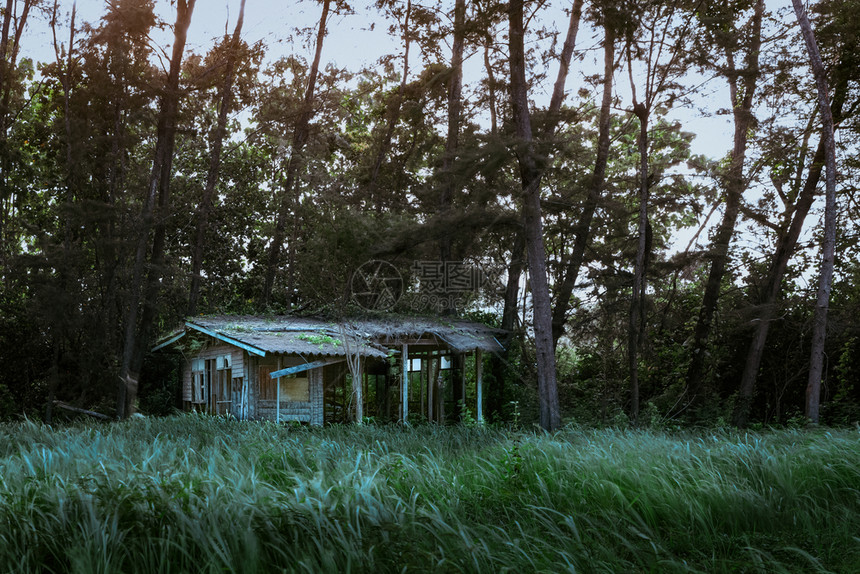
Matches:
[[0, 415, 858, 573]]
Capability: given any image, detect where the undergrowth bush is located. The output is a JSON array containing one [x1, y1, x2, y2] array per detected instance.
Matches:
[[0, 415, 858, 573]]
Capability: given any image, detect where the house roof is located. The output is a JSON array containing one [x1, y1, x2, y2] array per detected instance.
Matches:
[[153, 315, 506, 358]]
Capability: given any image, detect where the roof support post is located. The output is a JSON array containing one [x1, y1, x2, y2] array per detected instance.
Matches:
[[427, 351, 434, 422], [418, 355, 424, 420], [422, 353, 429, 421], [401, 344, 409, 423], [452, 353, 463, 421], [353, 356, 363, 423], [476, 349, 483, 423]]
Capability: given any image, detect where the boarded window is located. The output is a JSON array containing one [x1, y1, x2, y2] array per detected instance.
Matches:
[[280, 376, 309, 402], [260, 366, 309, 402]]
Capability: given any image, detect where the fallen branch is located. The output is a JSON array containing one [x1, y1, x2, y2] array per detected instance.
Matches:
[[52, 401, 112, 421]]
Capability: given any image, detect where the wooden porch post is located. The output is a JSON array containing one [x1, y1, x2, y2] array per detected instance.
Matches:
[[354, 356, 363, 423], [476, 349, 483, 423], [437, 354, 445, 424], [425, 351, 432, 422], [276, 356, 281, 423], [363, 367, 368, 421], [401, 344, 409, 422], [419, 354, 424, 419]]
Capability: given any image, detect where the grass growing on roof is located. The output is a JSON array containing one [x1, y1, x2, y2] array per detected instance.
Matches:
[[0, 415, 858, 573]]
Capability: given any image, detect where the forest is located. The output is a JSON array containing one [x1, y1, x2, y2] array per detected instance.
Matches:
[[0, 0, 858, 431]]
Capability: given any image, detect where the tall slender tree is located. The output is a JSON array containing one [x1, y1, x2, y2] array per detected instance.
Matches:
[[736, 0, 858, 426], [45, 0, 75, 424], [502, 0, 583, 338], [188, 0, 246, 316], [118, 0, 196, 418], [507, 0, 583, 431], [681, 0, 765, 418], [263, 0, 332, 308], [551, 6, 615, 349], [791, 0, 837, 425], [438, 0, 465, 265], [623, 0, 693, 424]]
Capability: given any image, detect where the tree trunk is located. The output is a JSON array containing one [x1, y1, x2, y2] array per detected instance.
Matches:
[[508, 0, 560, 431], [791, 0, 837, 425], [438, 0, 465, 264], [0, 0, 14, 128], [118, 0, 195, 419], [545, 0, 583, 132], [735, 77, 846, 425], [0, 0, 31, 136], [263, 0, 330, 307], [47, 0, 76, 423], [483, 39, 497, 136], [490, 227, 525, 421], [628, 102, 649, 425], [492, 0, 582, 423], [683, 0, 763, 415], [502, 0, 582, 333], [552, 20, 613, 348], [188, 0, 245, 316]]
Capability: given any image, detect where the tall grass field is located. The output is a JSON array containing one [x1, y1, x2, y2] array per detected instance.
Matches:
[[0, 415, 858, 573]]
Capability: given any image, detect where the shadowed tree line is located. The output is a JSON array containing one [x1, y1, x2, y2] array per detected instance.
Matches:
[[0, 0, 858, 429]]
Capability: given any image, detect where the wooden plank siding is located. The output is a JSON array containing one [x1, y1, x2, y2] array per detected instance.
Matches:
[[175, 334, 377, 426], [182, 342, 245, 414], [182, 362, 192, 403]]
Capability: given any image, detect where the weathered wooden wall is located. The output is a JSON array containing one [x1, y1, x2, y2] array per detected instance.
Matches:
[[178, 338, 328, 425], [181, 342, 245, 410], [255, 366, 324, 425]]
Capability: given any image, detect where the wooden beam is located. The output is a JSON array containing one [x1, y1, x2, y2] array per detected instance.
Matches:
[[270, 358, 345, 378], [186, 321, 267, 357], [151, 330, 185, 351], [379, 336, 440, 346], [53, 401, 111, 421]]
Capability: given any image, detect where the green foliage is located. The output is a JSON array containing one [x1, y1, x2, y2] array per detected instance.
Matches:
[[457, 399, 478, 428], [0, 416, 858, 572], [828, 337, 860, 425], [297, 331, 342, 348]]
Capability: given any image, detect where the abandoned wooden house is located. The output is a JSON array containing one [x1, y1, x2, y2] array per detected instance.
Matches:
[[152, 315, 505, 425]]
